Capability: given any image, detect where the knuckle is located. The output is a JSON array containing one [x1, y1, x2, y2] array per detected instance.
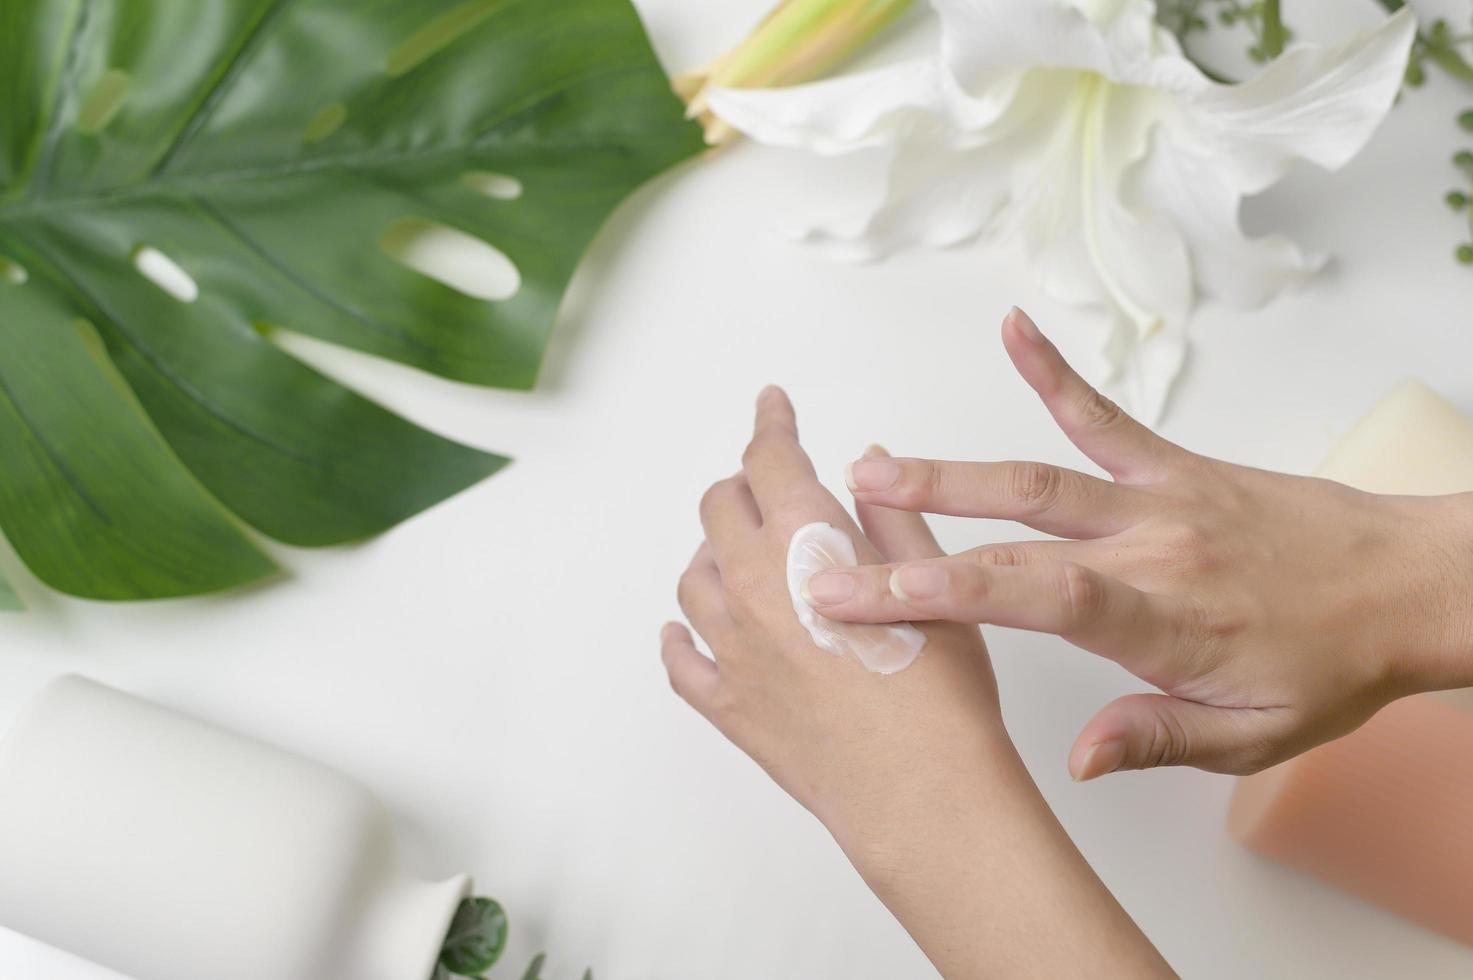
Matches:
[[740, 440, 764, 471], [666, 664, 691, 699], [958, 566, 991, 603], [972, 544, 1031, 568], [698, 482, 724, 520], [675, 571, 699, 612], [707, 686, 738, 721], [1058, 563, 1104, 626], [924, 460, 946, 503], [1078, 387, 1126, 430], [1166, 521, 1211, 560], [1007, 461, 1063, 511], [1174, 596, 1221, 660], [1150, 520, 1219, 578], [1143, 708, 1189, 769], [1231, 737, 1282, 776], [886, 460, 937, 509], [741, 431, 786, 470]]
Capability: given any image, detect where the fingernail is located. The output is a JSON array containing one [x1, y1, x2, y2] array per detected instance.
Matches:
[[846, 458, 899, 492], [758, 385, 781, 404], [1071, 740, 1127, 782], [864, 443, 890, 458], [661, 622, 682, 642], [890, 564, 946, 601], [1007, 306, 1044, 344], [803, 571, 855, 605]]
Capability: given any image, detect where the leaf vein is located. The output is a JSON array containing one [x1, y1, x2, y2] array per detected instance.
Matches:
[[193, 197, 434, 356], [24, 0, 95, 201], [148, 0, 303, 179], [20, 231, 318, 467], [0, 358, 112, 525]]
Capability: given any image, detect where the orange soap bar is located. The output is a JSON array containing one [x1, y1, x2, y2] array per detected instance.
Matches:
[[1229, 695, 1473, 946], [1229, 380, 1473, 946]]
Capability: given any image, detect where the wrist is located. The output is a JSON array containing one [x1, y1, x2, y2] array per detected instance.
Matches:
[[1389, 493, 1473, 693], [834, 721, 1019, 890], [1435, 493, 1473, 686]]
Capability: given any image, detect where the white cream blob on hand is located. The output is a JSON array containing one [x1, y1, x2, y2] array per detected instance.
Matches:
[[786, 522, 925, 675]]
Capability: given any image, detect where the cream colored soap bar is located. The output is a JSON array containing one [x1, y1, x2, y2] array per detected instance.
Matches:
[[1316, 380, 1473, 496], [1228, 380, 1473, 946]]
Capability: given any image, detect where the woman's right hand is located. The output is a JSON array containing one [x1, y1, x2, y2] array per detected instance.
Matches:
[[802, 308, 1473, 781]]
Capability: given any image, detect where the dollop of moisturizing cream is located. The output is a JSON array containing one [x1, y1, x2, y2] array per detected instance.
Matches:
[[786, 522, 925, 675]]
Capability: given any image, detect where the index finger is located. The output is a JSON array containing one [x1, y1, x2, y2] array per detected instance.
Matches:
[[741, 385, 822, 519], [1001, 307, 1182, 483]]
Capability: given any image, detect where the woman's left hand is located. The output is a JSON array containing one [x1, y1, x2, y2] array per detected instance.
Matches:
[[662, 385, 1172, 979], [662, 386, 1002, 861]]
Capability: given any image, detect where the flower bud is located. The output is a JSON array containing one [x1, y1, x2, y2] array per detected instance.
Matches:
[[674, 0, 913, 145]]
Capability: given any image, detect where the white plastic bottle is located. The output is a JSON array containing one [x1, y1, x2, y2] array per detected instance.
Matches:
[[0, 675, 469, 980]]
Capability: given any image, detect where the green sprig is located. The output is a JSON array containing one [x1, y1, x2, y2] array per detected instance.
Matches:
[[1452, 126, 1473, 265], [1163, 1, 1473, 269], [1155, 0, 1294, 72], [519, 952, 594, 980], [1395, 6, 1473, 268]]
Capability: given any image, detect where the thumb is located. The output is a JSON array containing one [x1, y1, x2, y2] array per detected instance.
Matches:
[[1068, 694, 1285, 779]]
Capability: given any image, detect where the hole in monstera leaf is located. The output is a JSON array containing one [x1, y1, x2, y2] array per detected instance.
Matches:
[[303, 103, 348, 144], [386, 0, 504, 78], [132, 247, 199, 303], [0, 257, 27, 285], [460, 171, 522, 200], [77, 69, 132, 135], [378, 219, 520, 301]]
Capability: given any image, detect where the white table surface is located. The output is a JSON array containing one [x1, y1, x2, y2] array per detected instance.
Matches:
[[4, 2, 1473, 977]]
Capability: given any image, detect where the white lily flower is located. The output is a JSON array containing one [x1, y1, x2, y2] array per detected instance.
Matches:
[[707, 0, 1416, 421]]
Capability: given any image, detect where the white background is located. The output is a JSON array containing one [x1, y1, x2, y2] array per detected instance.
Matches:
[[3, 1, 1473, 977]]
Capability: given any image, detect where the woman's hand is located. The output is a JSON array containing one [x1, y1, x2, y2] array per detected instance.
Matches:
[[804, 307, 1473, 781], [663, 387, 1171, 978], [662, 386, 1003, 859]]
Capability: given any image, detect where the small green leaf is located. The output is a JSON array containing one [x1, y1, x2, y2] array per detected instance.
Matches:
[[1426, 45, 1473, 84], [1460, 109, 1473, 133], [1447, 190, 1470, 210], [1456, 243, 1473, 265], [581, 970, 593, 980], [440, 897, 508, 976], [1455, 150, 1473, 171], [520, 953, 547, 980]]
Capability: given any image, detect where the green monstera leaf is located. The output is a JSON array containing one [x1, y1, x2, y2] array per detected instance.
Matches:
[[0, 0, 703, 602]]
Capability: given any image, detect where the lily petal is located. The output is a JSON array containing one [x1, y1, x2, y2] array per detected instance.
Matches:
[[935, 0, 1205, 96], [1130, 130, 1324, 309], [1130, 8, 1415, 308], [798, 70, 1073, 258], [1179, 8, 1417, 192]]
